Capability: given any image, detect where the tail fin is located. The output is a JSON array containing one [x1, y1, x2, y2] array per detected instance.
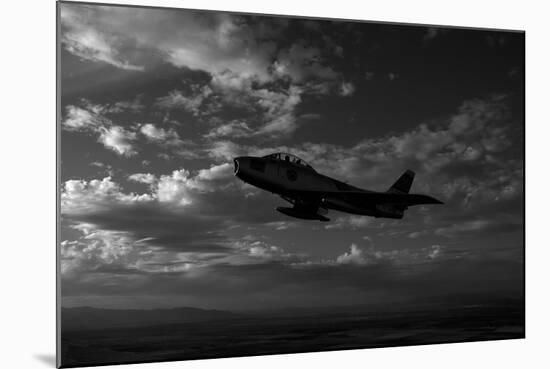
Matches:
[[387, 170, 415, 194]]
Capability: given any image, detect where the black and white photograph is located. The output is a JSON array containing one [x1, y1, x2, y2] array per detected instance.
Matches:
[[57, 1, 525, 367]]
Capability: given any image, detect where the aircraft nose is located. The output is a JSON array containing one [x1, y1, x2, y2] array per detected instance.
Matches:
[[233, 157, 240, 176]]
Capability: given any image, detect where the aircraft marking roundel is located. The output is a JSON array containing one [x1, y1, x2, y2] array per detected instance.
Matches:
[[286, 169, 298, 181]]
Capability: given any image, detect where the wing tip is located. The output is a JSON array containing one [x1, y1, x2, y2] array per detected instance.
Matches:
[[430, 197, 444, 205], [415, 194, 444, 205]]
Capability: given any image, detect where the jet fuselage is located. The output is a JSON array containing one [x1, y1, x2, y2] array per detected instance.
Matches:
[[233, 153, 442, 221]]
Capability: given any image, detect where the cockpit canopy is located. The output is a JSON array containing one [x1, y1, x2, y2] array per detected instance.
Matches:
[[263, 152, 315, 170]]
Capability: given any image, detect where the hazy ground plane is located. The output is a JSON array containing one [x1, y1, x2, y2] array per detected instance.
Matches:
[[234, 152, 443, 221]]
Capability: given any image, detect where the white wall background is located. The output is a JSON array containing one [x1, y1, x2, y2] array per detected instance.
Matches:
[[0, 0, 547, 368]]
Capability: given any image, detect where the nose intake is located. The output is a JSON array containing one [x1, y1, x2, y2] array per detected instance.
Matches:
[[233, 158, 240, 175]]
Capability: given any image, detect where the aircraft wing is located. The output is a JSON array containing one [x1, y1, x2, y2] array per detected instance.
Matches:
[[293, 190, 443, 206]]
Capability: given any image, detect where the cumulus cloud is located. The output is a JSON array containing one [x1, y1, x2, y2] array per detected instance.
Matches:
[[194, 163, 234, 183], [336, 244, 367, 264], [61, 227, 144, 275], [207, 141, 241, 161], [62, 100, 140, 156], [155, 164, 233, 206], [155, 169, 194, 206], [207, 95, 522, 207], [60, 4, 352, 139], [63, 164, 237, 219], [58, 4, 524, 312], [61, 163, 306, 295], [140, 123, 180, 143], [62, 250, 523, 310], [62, 177, 153, 214], [59, 164, 521, 310], [335, 243, 447, 266], [197, 77, 306, 138], [98, 126, 137, 156], [255, 85, 303, 136], [226, 240, 305, 264], [60, 4, 278, 80], [63, 105, 107, 131], [61, 169, 238, 280], [428, 245, 442, 259], [339, 82, 355, 97], [128, 173, 156, 184]]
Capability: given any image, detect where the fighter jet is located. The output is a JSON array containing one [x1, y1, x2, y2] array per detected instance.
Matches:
[[233, 152, 443, 221]]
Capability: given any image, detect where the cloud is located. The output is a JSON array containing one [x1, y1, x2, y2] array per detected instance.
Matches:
[[235, 240, 304, 263], [335, 243, 447, 266], [63, 100, 196, 158], [408, 230, 429, 239], [63, 105, 107, 131], [192, 81, 305, 138], [195, 163, 234, 183], [201, 95, 522, 247], [336, 244, 366, 264], [205, 121, 253, 139], [207, 141, 242, 161], [60, 5, 145, 71], [62, 177, 153, 214], [434, 219, 494, 237], [128, 173, 156, 185], [63, 251, 523, 310], [61, 172, 236, 279], [60, 4, 353, 140], [60, 164, 299, 296], [155, 85, 213, 116], [155, 169, 194, 206], [325, 215, 373, 230], [104, 96, 145, 113], [58, 6, 524, 311], [60, 164, 522, 310], [154, 164, 234, 206], [98, 126, 137, 156], [388, 72, 399, 81], [272, 41, 338, 83], [428, 245, 442, 259], [61, 227, 146, 275], [254, 85, 303, 136], [339, 82, 355, 97], [235, 95, 518, 193], [62, 100, 140, 156], [60, 4, 278, 80], [63, 164, 239, 219], [139, 123, 179, 143], [137, 123, 198, 159], [61, 160, 309, 280]]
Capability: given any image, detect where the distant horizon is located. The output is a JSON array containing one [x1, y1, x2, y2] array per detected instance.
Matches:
[[61, 294, 524, 313]]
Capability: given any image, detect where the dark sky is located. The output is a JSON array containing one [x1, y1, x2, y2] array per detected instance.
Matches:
[[59, 2, 524, 310]]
